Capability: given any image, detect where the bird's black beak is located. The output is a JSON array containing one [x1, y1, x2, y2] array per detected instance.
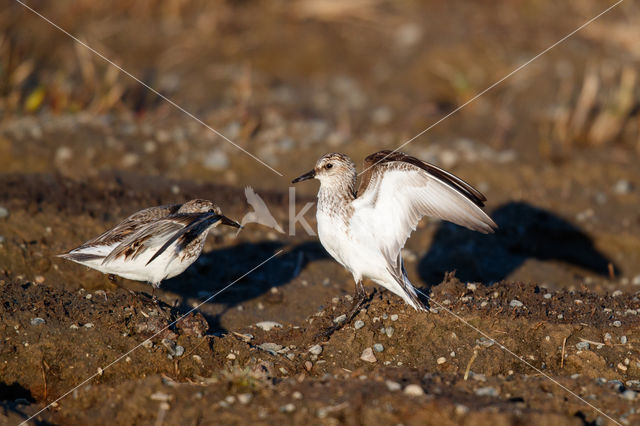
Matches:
[[220, 215, 242, 229], [292, 169, 315, 184]]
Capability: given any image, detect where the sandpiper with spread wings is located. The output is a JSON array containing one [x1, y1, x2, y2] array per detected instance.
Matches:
[[59, 199, 241, 290], [293, 150, 497, 331]]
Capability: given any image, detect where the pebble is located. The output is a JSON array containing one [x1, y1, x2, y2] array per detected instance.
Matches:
[[150, 392, 172, 402], [475, 387, 499, 397], [390, 314, 399, 321], [304, 361, 313, 371], [30, 318, 45, 326], [467, 283, 477, 291], [621, 336, 627, 344], [613, 321, 622, 328], [258, 343, 283, 354], [612, 290, 623, 297], [333, 314, 347, 324], [621, 390, 637, 400], [373, 343, 384, 353], [255, 321, 282, 331], [34, 275, 45, 284], [476, 337, 495, 348], [292, 391, 303, 400], [509, 299, 524, 308], [632, 275, 640, 286], [360, 347, 377, 363], [403, 384, 425, 396], [174, 346, 184, 357], [576, 341, 590, 350], [84, 323, 94, 328], [386, 380, 402, 391], [237, 393, 252, 404], [227, 353, 236, 360], [142, 339, 153, 349], [280, 403, 295, 413], [0, 207, 8, 219], [385, 327, 394, 337], [354, 320, 365, 330], [309, 344, 323, 355], [613, 179, 633, 194], [436, 357, 446, 365], [543, 293, 552, 299]]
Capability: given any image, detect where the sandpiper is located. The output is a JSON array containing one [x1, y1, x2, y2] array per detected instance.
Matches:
[[59, 199, 241, 291], [293, 150, 496, 331]]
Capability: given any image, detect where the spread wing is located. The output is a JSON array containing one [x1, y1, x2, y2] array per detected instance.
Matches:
[[100, 212, 219, 265], [353, 150, 497, 263]]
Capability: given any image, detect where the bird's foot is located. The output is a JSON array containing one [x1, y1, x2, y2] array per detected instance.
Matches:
[[314, 290, 367, 341]]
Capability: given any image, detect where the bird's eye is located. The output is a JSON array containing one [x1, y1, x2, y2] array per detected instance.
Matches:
[[326, 163, 333, 169], [208, 208, 214, 213]]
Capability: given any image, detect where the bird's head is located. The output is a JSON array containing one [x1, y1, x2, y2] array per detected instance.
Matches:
[[292, 153, 356, 187]]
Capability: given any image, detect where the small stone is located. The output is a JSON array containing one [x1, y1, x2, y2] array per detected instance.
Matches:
[[237, 393, 252, 404], [613, 179, 633, 194], [258, 343, 283, 354], [613, 321, 622, 327], [280, 403, 295, 413], [0, 207, 9, 219], [354, 320, 365, 330], [576, 341, 590, 350], [34, 275, 45, 284], [476, 337, 495, 348], [621, 390, 637, 400], [509, 299, 523, 308], [455, 404, 469, 415], [174, 346, 184, 357], [255, 321, 282, 331], [373, 343, 384, 353], [333, 314, 347, 323], [386, 380, 401, 391], [467, 283, 477, 291], [604, 333, 612, 341], [543, 293, 552, 299], [612, 290, 623, 297], [304, 361, 312, 371], [292, 391, 303, 400], [617, 363, 628, 372], [390, 314, 399, 321], [30, 318, 45, 326], [437, 357, 446, 365], [360, 347, 377, 363], [385, 327, 394, 337], [475, 387, 499, 397], [83, 323, 94, 328], [621, 336, 627, 344], [309, 345, 323, 355], [403, 384, 424, 396], [142, 339, 153, 349], [632, 275, 640, 286], [150, 392, 172, 402]]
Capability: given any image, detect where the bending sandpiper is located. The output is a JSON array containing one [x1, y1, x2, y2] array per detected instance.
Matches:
[[293, 150, 496, 331], [59, 199, 241, 291]]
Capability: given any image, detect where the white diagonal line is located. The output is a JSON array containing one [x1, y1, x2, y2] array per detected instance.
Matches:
[[20, 250, 283, 425], [414, 288, 622, 426], [14, 0, 284, 177], [359, 0, 624, 176]]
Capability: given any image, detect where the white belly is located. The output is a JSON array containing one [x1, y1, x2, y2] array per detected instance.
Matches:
[[317, 210, 389, 283]]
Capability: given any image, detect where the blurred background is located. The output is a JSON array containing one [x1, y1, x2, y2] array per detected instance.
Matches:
[[1, 0, 639, 313]]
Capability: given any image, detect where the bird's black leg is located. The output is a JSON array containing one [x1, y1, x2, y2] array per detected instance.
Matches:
[[315, 280, 367, 341]]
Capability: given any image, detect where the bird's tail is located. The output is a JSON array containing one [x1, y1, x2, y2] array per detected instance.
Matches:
[[387, 256, 427, 311]]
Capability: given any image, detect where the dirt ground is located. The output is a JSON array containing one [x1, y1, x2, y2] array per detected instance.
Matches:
[[1, 1, 640, 425]]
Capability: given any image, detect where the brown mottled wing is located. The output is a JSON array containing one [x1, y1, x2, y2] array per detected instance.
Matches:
[[100, 212, 206, 265], [79, 204, 182, 248], [145, 213, 223, 265], [357, 150, 486, 207]]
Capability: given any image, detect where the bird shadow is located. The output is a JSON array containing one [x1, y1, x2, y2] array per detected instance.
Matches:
[[0, 382, 52, 425], [417, 201, 617, 296], [161, 240, 329, 332]]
